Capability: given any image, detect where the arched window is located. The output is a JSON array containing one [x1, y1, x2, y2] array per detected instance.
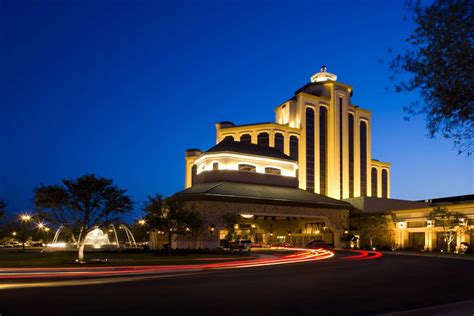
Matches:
[[238, 164, 256, 172], [371, 167, 378, 197], [212, 162, 219, 170], [240, 134, 251, 143], [319, 107, 328, 195], [265, 167, 281, 175], [223, 135, 234, 142], [274, 133, 284, 152], [306, 107, 315, 192], [290, 136, 299, 162], [382, 169, 388, 198], [257, 132, 269, 146], [360, 121, 367, 196]]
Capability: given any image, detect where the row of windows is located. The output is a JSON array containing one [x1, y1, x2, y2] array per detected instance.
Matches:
[[222, 133, 295, 157], [371, 167, 389, 198], [194, 163, 283, 175]]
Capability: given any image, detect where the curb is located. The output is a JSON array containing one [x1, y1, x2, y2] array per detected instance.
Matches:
[[381, 251, 474, 261]]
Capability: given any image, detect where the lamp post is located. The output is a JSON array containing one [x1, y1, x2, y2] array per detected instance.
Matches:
[[209, 224, 215, 235]]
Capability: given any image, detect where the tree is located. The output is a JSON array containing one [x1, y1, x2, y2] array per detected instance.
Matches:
[[0, 200, 6, 220], [350, 214, 393, 249], [390, 0, 474, 155], [34, 174, 133, 262], [143, 195, 203, 255], [221, 212, 241, 241], [428, 207, 465, 252]]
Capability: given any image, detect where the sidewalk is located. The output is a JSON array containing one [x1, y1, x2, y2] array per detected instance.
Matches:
[[381, 250, 474, 261], [380, 298, 474, 316]]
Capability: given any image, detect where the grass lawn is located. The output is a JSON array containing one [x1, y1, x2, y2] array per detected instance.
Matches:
[[0, 248, 253, 268]]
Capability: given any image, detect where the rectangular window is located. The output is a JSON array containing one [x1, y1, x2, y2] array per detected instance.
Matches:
[[348, 114, 354, 197], [360, 121, 367, 196], [238, 164, 256, 172], [306, 108, 315, 192], [407, 221, 427, 228], [265, 167, 281, 175], [320, 107, 328, 195], [339, 97, 343, 199]]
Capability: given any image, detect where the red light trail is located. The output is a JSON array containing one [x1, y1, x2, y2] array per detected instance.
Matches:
[[0, 248, 334, 281]]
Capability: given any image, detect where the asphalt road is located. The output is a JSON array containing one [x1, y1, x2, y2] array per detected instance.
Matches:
[[1, 253, 473, 316]]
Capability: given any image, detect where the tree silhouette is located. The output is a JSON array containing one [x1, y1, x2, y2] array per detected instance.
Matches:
[[390, 0, 473, 155], [34, 174, 133, 262]]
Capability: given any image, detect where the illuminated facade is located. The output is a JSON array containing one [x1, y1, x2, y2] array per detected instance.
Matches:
[[185, 66, 391, 200], [349, 195, 474, 252]]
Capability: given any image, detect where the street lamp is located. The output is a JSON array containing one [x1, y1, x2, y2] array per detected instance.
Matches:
[[138, 219, 146, 226], [20, 214, 31, 222], [209, 224, 215, 234]]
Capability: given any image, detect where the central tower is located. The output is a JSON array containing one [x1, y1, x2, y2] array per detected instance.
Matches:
[[185, 67, 391, 200]]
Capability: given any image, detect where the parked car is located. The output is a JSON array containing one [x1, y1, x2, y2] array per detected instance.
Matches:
[[306, 239, 333, 250], [230, 239, 252, 250]]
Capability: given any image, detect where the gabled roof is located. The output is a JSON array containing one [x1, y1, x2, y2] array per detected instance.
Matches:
[[175, 181, 350, 209], [205, 140, 294, 162]]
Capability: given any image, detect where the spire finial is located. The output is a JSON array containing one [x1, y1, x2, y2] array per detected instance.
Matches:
[[310, 65, 337, 83]]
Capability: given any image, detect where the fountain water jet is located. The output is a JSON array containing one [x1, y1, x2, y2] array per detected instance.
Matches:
[[46, 224, 140, 252]]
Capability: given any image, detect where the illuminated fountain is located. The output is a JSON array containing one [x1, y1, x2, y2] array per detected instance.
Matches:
[[46, 224, 139, 251]]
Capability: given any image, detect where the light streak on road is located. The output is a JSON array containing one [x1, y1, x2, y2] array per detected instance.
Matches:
[[0, 248, 334, 285], [341, 250, 383, 260]]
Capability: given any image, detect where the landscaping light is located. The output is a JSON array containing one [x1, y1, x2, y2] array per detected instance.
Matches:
[[185, 227, 191, 232], [44, 227, 51, 232]]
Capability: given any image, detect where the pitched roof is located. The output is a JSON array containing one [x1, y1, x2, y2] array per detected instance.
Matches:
[[175, 181, 350, 209], [205, 140, 294, 162]]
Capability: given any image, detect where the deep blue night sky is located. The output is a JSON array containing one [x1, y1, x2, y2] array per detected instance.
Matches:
[[1, 0, 472, 219]]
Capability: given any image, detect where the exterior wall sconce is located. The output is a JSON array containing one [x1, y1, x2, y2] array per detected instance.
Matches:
[[234, 224, 239, 229], [251, 224, 256, 229], [397, 222, 406, 229], [269, 231, 273, 237], [427, 220, 433, 227], [287, 231, 291, 237], [209, 224, 215, 234]]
